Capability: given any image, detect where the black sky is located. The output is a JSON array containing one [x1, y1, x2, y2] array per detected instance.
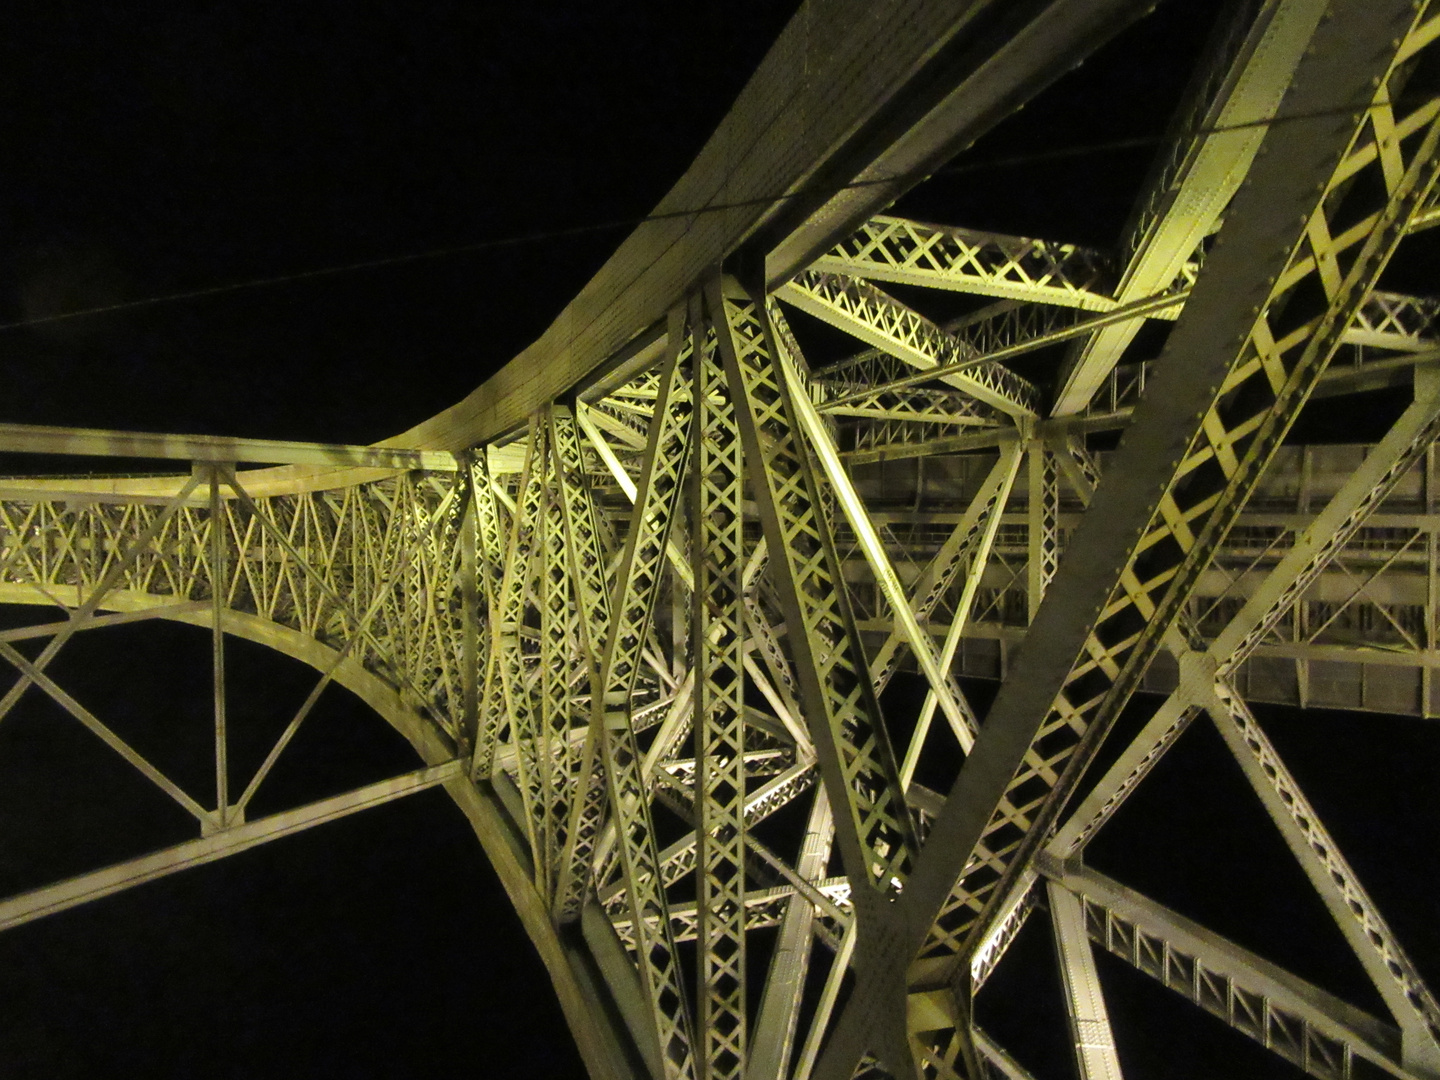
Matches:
[[2, 2, 1437, 1078], [0, 2, 799, 444]]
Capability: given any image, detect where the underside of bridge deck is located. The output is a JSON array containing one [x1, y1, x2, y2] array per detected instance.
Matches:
[[3, 2, 1440, 1079]]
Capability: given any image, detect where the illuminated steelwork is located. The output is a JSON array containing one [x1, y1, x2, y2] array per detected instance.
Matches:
[[4, 1, 1440, 1078]]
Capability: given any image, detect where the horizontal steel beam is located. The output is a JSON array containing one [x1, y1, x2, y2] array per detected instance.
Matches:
[[0, 422, 456, 471]]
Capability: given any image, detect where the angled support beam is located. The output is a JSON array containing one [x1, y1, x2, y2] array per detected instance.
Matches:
[[606, 759, 819, 914], [0, 640, 211, 826], [1055, 862, 1416, 1080], [742, 607, 810, 754], [0, 761, 463, 934], [747, 791, 835, 1080], [234, 528, 421, 816], [900, 444, 1026, 789], [1053, 0, 1328, 415], [870, 444, 1023, 696], [0, 471, 204, 727], [909, 0, 1440, 973], [538, 405, 609, 902], [779, 271, 1038, 418], [576, 402, 694, 592], [810, 7, 1440, 1074], [1053, 363, 1440, 856], [716, 279, 918, 891], [769, 301, 978, 753], [960, 438, 1103, 991], [974, 1029, 1041, 1080], [481, 418, 547, 861], [813, 216, 1113, 310], [567, 311, 699, 1080], [1202, 684, 1440, 1069], [1025, 445, 1059, 622], [222, 469, 442, 709], [792, 922, 858, 1080], [1025, 398, 1440, 1069], [556, 310, 696, 922], [0, 602, 208, 643], [825, 287, 1190, 411]]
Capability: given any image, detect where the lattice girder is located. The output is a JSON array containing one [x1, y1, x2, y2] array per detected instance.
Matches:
[[8, 3, 1440, 1079]]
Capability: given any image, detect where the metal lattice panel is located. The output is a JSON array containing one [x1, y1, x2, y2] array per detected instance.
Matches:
[[5, 3, 1440, 1080]]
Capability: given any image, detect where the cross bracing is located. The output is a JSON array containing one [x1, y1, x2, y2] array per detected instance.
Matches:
[[5, 1, 1440, 1079]]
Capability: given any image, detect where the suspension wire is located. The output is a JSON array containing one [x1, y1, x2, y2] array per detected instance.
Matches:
[[0, 97, 1416, 334]]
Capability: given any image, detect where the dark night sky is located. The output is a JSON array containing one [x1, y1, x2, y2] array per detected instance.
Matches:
[[2, 2, 1438, 1079], [0, 2, 799, 444]]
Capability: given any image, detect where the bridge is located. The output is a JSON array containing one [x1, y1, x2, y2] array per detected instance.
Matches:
[[2, 1, 1440, 1077]]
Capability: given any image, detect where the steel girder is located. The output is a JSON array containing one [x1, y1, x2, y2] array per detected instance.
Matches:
[[6, 2, 1440, 1080], [812, 1, 1440, 1076]]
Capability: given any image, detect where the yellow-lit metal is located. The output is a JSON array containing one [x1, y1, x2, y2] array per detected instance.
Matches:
[[4, 2, 1440, 1079]]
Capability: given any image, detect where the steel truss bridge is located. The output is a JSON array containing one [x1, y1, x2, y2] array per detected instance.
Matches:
[[4, 1, 1440, 1078]]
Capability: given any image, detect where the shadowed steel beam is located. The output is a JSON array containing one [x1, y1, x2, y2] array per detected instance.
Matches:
[[974, 1029, 1041, 1080], [793, 923, 858, 1080], [0, 761, 463, 933]]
